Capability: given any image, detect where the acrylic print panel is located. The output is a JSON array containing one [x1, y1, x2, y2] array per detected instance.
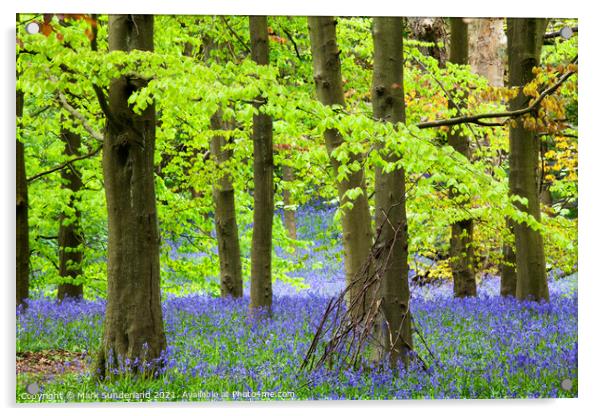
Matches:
[[16, 13, 578, 403]]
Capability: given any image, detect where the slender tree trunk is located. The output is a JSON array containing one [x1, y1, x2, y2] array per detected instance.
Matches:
[[96, 14, 166, 378], [16, 87, 29, 308], [507, 18, 549, 302], [201, 35, 244, 298], [464, 17, 514, 293], [308, 17, 373, 317], [282, 165, 297, 241], [371, 17, 412, 368], [500, 224, 517, 296], [57, 126, 84, 300], [249, 16, 274, 316], [448, 18, 477, 298], [210, 113, 243, 298], [540, 138, 553, 206]]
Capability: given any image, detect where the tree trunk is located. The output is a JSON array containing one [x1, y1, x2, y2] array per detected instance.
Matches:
[[407, 17, 447, 67], [249, 16, 274, 316], [210, 113, 243, 298], [96, 14, 166, 378], [448, 18, 477, 298], [371, 17, 412, 368], [507, 18, 549, 302], [16, 87, 29, 308], [57, 126, 84, 300], [468, 18, 505, 87], [307, 17, 373, 317], [500, 224, 517, 296], [282, 165, 297, 241], [201, 35, 244, 299]]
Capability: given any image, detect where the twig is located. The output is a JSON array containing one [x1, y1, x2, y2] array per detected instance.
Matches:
[[28, 105, 52, 118], [301, 204, 428, 374], [220, 16, 251, 55], [27, 144, 102, 182], [282, 27, 303, 61]]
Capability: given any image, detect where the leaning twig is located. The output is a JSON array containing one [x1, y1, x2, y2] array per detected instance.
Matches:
[[301, 205, 431, 375]]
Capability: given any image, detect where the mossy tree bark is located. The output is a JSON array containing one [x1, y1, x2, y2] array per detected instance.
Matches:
[[96, 14, 166, 378], [308, 17, 373, 317], [16, 87, 29, 308], [210, 113, 243, 298], [371, 17, 412, 368], [57, 126, 84, 300], [507, 18, 550, 302], [249, 16, 274, 316], [448, 18, 477, 298]]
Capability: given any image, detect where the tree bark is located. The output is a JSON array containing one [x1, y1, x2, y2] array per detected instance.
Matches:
[[371, 17, 412, 368], [468, 18, 505, 87], [96, 14, 166, 378], [57, 126, 84, 300], [282, 165, 297, 241], [249, 16, 274, 316], [407, 17, 447, 67], [201, 35, 244, 299], [210, 113, 243, 298], [500, 223, 517, 296], [16, 87, 29, 308], [307, 17, 373, 317], [507, 18, 549, 302], [448, 18, 477, 298]]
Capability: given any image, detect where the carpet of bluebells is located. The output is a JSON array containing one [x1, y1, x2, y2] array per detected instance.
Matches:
[[16, 205, 578, 402]]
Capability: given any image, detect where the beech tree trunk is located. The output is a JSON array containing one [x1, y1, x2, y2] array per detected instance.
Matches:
[[407, 17, 447, 67], [249, 16, 274, 315], [448, 18, 477, 298], [507, 18, 549, 302], [468, 18, 505, 87], [202, 36, 243, 299], [57, 126, 84, 300], [96, 15, 166, 378], [210, 113, 243, 298], [308, 17, 373, 317], [371, 17, 412, 367], [282, 165, 297, 241], [16, 87, 29, 308]]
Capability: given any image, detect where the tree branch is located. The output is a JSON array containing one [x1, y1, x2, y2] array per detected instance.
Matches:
[[416, 66, 577, 129], [220, 16, 252, 55], [27, 145, 102, 182], [56, 91, 104, 141], [411, 56, 483, 152], [92, 83, 121, 128], [282, 27, 303, 61]]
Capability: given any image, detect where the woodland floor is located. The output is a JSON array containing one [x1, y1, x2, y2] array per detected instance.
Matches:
[[16, 209, 578, 402]]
